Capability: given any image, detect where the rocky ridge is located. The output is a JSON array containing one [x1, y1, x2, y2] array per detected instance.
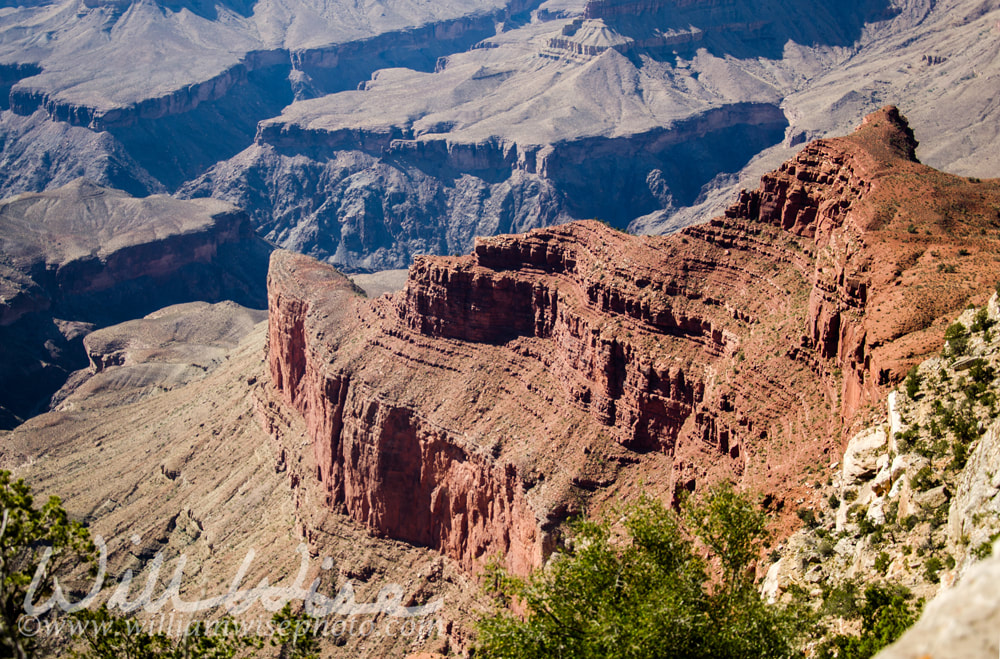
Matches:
[[263, 108, 1000, 575], [49, 300, 267, 412]]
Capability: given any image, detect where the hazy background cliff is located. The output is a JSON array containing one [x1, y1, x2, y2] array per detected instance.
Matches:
[[1, 0, 999, 270]]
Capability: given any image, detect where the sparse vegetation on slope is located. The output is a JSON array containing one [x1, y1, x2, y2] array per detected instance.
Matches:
[[764, 294, 1000, 657]]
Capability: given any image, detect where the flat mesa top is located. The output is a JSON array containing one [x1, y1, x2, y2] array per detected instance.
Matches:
[[0, 179, 238, 267], [0, 0, 512, 110]]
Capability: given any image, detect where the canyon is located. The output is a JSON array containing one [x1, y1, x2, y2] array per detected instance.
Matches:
[[2, 107, 1000, 656], [263, 107, 1000, 575], [0, 1, 998, 656], [0, 179, 271, 427], [2, 0, 1000, 271]]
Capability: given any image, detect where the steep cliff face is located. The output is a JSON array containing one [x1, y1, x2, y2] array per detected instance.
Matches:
[[581, 0, 897, 57], [265, 108, 1000, 574], [0, 179, 272, 426], [267, 251, 544, 574], [190, 98, 787, 270]]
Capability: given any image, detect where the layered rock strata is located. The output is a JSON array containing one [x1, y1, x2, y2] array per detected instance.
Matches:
[[266, 108, 1000, 574], [193, 89, 788, 270], [0, 0, 538, 195]]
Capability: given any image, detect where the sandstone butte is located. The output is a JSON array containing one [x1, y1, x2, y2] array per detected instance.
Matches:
[[262, 106, 1000, 576]]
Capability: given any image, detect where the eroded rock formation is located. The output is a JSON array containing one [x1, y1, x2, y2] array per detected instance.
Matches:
[[265, 108, 1000, 574], [0, 179, 271, 426]]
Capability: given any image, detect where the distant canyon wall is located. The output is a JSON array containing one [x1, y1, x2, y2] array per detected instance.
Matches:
[[188, 102, 788, 271], [0, 0, 541, 194], [0, 183, 272, 426]]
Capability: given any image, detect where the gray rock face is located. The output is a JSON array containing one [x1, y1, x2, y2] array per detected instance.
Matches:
[[1, 0, 517, 113], [949, 412, 1000, 572], [178, 5, 801, 268], [0, 0, 531, 190], [0, 111, 162, 199], [184, 99, 787, 269]]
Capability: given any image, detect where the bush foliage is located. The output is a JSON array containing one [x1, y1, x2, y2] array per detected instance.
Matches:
[[476, 485, 803, 659]]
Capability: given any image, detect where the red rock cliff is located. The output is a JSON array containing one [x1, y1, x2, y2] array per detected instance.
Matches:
[[268, 253, 545, 574], [266, 107, 1000, 573]]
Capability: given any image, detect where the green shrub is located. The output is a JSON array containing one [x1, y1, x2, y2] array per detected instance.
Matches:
[[869, 527, 886, 546], [948, 402, 979, 443], [972, 541, 994, 560], [967, 359, 995, 387], [904, 365, 922, 399], [884, 500, 900, 527], [923, 556, 944, 583], [949, 440, 969, 471], [910, 466, 937, 491], [971, 308, 994, 333], [0, 470, 96, 659], [797, 508, 818, 528], [821, 580, 861, 619], [476, 487, 804, 659], [815, 584, 919, 659], [930, 505, 949, 530], [828, 494, 841, 509], [874, 552, 891, 575], [944, 322, 969, 356], [895, 425, 920, 450], [71, 607, 267, 659], [857, 516, 878, 537], [983, 391, 999, 416]]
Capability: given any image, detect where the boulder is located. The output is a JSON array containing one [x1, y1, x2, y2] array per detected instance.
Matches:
[[843, 426, 887, 483], [875, 540, 1000, 659]]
